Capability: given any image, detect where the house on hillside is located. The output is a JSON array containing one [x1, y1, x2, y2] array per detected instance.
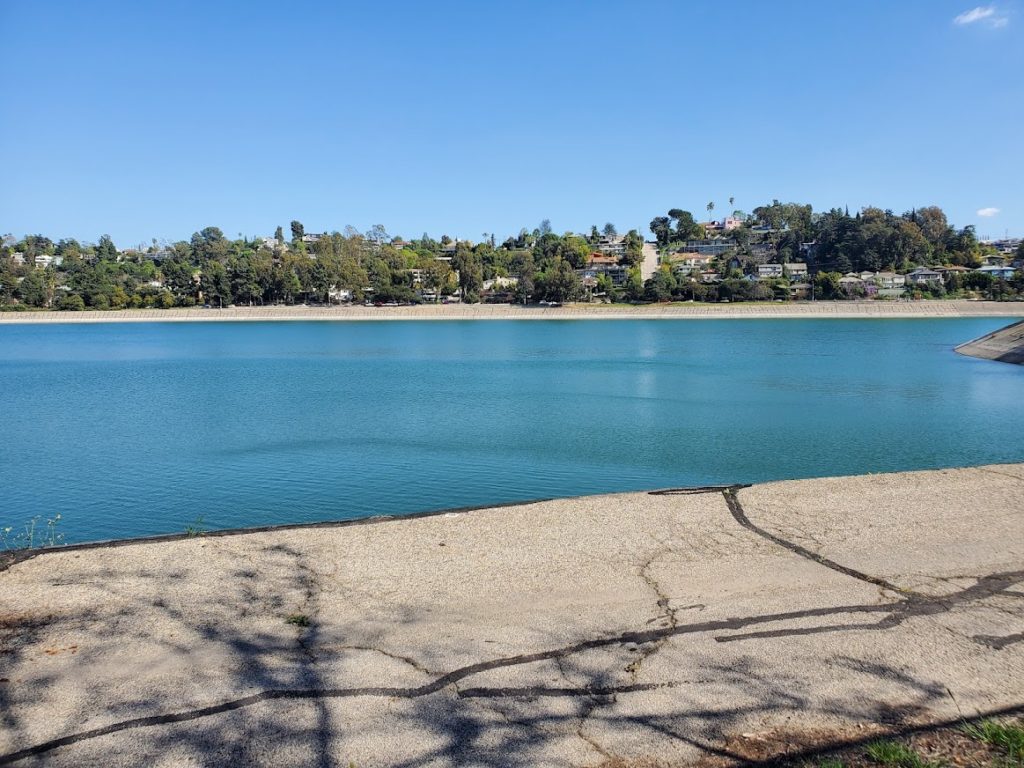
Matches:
[[784, 262, 808, 280], [756, 263, 783, 279], [839, 274, 866, 293], [578, 254, 629, 286], [977, 265, 1017, 280], [906, 267, 942, 285], [667, 252, 714, 274], [869, 272, 906, 290], [595, 235, 626, 258]]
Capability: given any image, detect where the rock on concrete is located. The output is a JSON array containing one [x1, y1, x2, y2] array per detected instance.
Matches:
[[1, 465, 1022, 766]]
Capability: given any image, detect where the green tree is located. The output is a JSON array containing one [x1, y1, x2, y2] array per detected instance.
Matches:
[[644, 265, 676, 302], [190, 227, 228, 262], [536, 258, 579, 302], [57, 293, 85, 311], [17, 269, 51, 307], [602, 222, 617, 237], [200, 260, 232, 307], [274, 226, 284, 244], [452, 244, 483, 302], [290, 220, 305, 244], [649, 216, 672, 247], [622, 229, 644, 266], [96, 234, 118, 260], [668, 210, 700, 241]]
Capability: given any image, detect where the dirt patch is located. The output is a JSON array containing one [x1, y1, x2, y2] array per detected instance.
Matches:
[[599, 718, 1021, 767]]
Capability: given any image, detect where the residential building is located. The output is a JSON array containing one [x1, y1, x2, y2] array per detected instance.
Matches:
[[11, 252, 25, 266], [482, 276, 518, 291], [578, 260, 629, 286], [982, 254, 1007, 266], [595, 234, 626, 258], [977, 265, 1017, 280], [838, 274, 865, 292], [328, 287, 353, 303], [34, 254, 54, 269], [669, 252, 714, 275], [756, 263, 783, 279], [789, 282, 811, 300], [784, 262, 808, 280], [868, 272, 906, 290], [906, 267, 942, 285], [680, 240, 734, 257], [699, 270, 722, 284]]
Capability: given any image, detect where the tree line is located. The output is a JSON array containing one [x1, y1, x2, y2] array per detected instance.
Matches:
[[2, 202, 1021, 311], [0, 221, 644, 310]]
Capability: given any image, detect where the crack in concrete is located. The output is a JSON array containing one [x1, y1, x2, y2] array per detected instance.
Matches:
[[625, 551, 679, 683], [722, 486, 913, 596]]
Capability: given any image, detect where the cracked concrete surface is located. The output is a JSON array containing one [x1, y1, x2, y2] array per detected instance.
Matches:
[[1, 464, 1022, 767]]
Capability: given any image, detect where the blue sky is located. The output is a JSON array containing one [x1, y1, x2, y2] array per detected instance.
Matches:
[[1, 0, 1021, 247]]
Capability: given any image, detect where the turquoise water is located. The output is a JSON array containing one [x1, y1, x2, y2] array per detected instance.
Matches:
[[1, 318, 1022, 544]]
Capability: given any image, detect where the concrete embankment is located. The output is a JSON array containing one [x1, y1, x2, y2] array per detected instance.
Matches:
[[0, 299, 1022, 323], [1, 464, 1022, 766], [956, 319, 1024, 364]]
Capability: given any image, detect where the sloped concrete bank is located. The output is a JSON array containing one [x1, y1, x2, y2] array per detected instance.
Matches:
[[1, 465, 1022, 766], [956, 319, 1024, 364], [0, 299, 1023, 323]]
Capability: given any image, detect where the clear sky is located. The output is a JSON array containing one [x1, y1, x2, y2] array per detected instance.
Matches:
[[2, 0, 1021, 247]]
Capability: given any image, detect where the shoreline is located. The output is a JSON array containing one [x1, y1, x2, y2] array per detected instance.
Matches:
[[0, 299, 1022, 324]]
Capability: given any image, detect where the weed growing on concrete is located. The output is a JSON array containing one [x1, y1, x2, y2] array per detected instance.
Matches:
[[286, 613, 311, 627], [962, 719, 1024, 765], [0, 514, 64, 550], [184, 516, 207, 537]]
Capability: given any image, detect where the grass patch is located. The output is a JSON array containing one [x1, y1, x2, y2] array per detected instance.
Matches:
[[285, 613, 311, 627], [962, 719, 1024, 765], [865, 739, 942, 768]]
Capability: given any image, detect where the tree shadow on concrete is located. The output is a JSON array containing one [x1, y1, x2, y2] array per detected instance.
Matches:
[[2, 554, 1022, 767]]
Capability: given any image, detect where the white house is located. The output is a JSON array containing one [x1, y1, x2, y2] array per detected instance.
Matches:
[[757, 263, 783, 279]]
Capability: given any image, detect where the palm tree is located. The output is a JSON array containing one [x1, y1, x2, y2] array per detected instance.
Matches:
[[728, 197, 735, 216], [706, 201, 715, 222]]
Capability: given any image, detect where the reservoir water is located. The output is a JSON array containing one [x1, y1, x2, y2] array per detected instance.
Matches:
[[1, 318, 1022, 544]]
